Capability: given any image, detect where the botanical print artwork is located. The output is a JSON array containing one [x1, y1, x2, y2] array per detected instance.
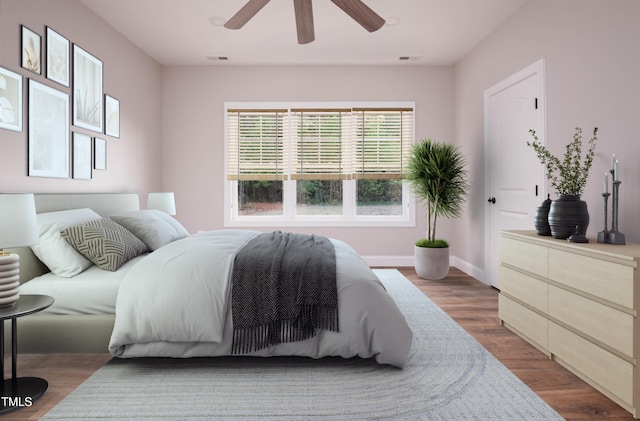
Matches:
[[28, 80, 70, 178], [73, 45, 103, 132], [21, 26, 41, 74], [105, 95, 120, 137], [0, 66, 23, 132], [47, 27, 70, 87], [73, 132, 92, 180], [94, 137, 107, 170]]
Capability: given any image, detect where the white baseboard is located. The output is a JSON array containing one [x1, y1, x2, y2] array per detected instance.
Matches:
[[450, 256, 487, 285], [363, 254, 488, 286]]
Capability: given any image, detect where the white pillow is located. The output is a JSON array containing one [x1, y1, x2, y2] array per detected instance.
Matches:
[[110, 209, 190, 251], [31, 208, 102, 277]]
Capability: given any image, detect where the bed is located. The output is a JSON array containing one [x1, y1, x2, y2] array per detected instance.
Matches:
[[9, 194, 141, 353], [10, 193, 413, 368]]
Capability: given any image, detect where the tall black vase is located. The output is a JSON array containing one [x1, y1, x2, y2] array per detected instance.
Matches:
[[534, 194, 552, 236], [547, 195, 589, 239]]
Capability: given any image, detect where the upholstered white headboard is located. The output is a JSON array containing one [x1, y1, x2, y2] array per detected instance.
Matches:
[[33, 193, 140, 216], [10, 193, 140, 283]]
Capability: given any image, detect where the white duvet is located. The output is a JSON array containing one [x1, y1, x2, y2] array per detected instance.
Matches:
[[108, 230, 412, 368]]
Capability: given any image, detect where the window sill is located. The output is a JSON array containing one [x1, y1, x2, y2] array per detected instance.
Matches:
[[224, 217, 415, 229]]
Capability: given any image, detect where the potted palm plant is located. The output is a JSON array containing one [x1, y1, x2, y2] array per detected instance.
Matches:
[[406, 139, 469, 279]]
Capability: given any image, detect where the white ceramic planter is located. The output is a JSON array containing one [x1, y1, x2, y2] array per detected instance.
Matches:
[[414, 245, 449, 280]]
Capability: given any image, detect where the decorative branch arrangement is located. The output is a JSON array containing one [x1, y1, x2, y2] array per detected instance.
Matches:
[[527, 127, 598, 196]]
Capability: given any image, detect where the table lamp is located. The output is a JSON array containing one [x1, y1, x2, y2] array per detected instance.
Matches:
[[147, 192, 176, 216], [0, 193, 39, 308]]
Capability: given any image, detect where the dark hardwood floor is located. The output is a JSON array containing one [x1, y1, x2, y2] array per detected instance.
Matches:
[[2, 267, 636, 420]]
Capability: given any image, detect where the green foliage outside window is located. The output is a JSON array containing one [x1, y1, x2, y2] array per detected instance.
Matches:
[[357, 179, 402, 205], [239, 179, 402, 206]]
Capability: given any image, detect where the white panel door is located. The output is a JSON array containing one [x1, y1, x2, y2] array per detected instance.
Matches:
[[484, 59, 546, 288]]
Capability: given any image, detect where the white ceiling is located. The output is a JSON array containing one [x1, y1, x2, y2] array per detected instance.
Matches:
[[80, 0, 528, 66]]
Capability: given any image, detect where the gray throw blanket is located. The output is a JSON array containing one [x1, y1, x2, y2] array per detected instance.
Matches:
[[231, 231, 338, 354]]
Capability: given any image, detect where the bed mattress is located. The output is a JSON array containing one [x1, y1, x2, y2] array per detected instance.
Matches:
[[19, 254, 147, 316]]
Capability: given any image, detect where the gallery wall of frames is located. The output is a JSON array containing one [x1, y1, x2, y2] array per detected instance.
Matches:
[[0, 24, 120, 181]]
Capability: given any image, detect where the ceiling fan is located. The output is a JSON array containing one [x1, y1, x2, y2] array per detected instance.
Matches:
[[224, 0, 385, 44]]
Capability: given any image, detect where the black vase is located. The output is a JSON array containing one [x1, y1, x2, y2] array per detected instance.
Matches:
[[547, 195, 589, 239], [534, 194, 552, 236]]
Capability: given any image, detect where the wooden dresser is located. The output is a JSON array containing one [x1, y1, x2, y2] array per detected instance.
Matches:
[[498, 230, 640, 417]]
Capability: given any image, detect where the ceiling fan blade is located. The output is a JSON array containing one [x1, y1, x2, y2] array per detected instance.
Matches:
[[330, 0, 385, 32], [224, 0, 271, 30], [294, 0, 315, 44]]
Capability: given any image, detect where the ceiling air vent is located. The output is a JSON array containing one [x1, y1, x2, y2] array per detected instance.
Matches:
[[399, 56, 420, 61]]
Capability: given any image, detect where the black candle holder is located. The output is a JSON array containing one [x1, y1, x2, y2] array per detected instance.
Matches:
[[609, 179, 626, 245], [597, 192, 610, 244], [600, 169, 626, 245]]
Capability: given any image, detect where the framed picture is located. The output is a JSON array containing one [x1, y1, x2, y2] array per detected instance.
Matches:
[[21, 25, 41, 74], [72, 132, 92, 180], [46, 27, 70, 87], [104, 95, 120, 138], [28, 80, 70, 178], [94, 137, 106, 170], [73, 44, 103, 132], [0, 66, 23, 132]]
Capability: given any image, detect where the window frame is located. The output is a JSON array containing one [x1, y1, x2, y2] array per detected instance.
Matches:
[[224, 102, 416, 228]]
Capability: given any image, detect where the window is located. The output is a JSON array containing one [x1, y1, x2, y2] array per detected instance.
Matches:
[[353, 108, 413, 217], [227, 109, 286, 216], [291, 109, 349, 217], [225, 102, 415, 227]]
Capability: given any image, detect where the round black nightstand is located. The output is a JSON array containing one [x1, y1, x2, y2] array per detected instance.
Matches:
[[0, 294, 54, 414]]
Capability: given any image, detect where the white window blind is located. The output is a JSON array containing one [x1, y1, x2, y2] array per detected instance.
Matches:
[[226, 105, 414, 181], [353, 108, 414, 180], [226, 109, 287, 181], [290, 109, 353, 180]]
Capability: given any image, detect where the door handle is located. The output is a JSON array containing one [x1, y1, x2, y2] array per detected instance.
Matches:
[[487, 197, 496, 204]]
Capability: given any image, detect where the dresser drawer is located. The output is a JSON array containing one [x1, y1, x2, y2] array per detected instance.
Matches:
[[500, 237, 548, 278], [499, 265, 548, 313], [548, 249, 634, 309], [499, 295, 548, 351], [549, 322, 633, 407], [548, 285, 633, 358]]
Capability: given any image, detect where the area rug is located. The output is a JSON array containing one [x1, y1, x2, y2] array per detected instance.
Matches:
[[42, 269, 563, 420]]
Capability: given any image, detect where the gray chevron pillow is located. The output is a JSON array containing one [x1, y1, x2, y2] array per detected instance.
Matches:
[[60, 218, 148, 271]]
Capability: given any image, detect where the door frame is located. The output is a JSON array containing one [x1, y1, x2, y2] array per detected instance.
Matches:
[[483, 58, 547, 287]]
